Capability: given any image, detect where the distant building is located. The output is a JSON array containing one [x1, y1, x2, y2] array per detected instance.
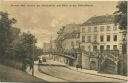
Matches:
[[61, 24, 81, 51], [50, 40, 57, 52], [43, 42, 51, 53], [53, 23, 81, 66]]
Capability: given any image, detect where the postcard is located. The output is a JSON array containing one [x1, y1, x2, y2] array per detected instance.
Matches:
[[0, 0, 127, 82]]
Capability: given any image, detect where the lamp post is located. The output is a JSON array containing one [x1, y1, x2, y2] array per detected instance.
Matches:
[[31, 33, 36, 76], [76, 41, 82, 69]]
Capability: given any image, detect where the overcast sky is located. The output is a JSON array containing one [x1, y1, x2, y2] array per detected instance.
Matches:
[[0, 1, 118, 48]]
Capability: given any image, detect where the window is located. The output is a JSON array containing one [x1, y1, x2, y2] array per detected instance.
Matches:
[[88, 27, 91, 32], [93, 46, 97, 51], [82, 36, 85, 42], [106, 45, 110, 50], [100, 35, 104, 42], [113, 35, 117, 41], [82, 28, 85, 33], [100, 45, 104, 51], [107, 26, 111, 31], [87, 35, 91, 42], [107, 35, 110, 41], [113, 45, 117, 50], [94, 27, 97, 32], [100, 26, 104, 31]]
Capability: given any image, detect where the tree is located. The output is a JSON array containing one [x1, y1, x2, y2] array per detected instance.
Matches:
[[5, 27, 21, 59], [17, 32, 37, 71], [19, 32, 37, 59], [114, 1, 127, 75], [0, 11, 18, 58], [34, 47, 43, 60], [114, 1, 127, 30]]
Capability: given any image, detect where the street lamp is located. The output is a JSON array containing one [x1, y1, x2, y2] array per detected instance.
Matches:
[[31, 33, 36, 76], [76, 41, 82, 69]]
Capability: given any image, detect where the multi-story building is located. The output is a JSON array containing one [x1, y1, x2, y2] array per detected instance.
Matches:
[[61, 24, 80, 51], [80, 15, 124, 72], [80, 15, 123, 52], [52, 23, 81, 66]]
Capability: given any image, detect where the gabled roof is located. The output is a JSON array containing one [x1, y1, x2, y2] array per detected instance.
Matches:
[[82, 15, 115, 26]]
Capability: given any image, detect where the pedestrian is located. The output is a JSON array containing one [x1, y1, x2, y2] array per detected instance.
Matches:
[[76, 65, 82, 70], [76, 65, 79, 70]]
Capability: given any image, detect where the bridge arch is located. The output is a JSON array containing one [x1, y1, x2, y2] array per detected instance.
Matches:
[[90, 61, 97, 70]]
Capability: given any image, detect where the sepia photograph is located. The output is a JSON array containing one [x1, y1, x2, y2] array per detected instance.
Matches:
[[0, 0, 127, 82]]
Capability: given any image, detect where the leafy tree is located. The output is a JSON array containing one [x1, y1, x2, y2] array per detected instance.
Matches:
[[16, 32, 37, 71], [0, 11, 43, 71], [114, 1, 127, 30], [5, 27, 21, 59], [19, 32, 37, 60], [114, 1, 127, 75], [34, 47, 43, 60], [0, 11, 18, 58]]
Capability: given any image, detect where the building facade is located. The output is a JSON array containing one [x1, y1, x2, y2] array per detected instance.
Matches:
[[80, 15, 123, 52], [60, 24, 80, 51], [80, 15, 124, 71], [52, 23, 81, 66]]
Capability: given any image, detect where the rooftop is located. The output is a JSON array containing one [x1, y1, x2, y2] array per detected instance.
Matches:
[[82, 15, 115, 26]]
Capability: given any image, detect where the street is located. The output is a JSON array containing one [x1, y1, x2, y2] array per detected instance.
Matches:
[[0, 64, 46, 82], [38, 60, 125, 82]]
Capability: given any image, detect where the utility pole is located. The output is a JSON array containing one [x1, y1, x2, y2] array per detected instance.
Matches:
[[32, 35, 35, 76], [121, 30, 126, 75], [50, 33, 53, 59]]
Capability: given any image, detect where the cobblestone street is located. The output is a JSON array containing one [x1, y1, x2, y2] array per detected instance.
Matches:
[[36, 60, 127, 82]]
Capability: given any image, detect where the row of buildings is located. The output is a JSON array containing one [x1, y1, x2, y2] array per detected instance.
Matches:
[[43, 14, 127, 75]]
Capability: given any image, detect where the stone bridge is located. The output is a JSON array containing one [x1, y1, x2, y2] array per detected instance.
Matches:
[[97, 50, 120, 74], [81, 50, 120, 74]]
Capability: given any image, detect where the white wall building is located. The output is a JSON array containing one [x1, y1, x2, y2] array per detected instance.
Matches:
[[80, 15, 123, 52]]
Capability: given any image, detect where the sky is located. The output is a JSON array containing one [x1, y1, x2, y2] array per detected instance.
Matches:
[[0, 1, 118, 48]]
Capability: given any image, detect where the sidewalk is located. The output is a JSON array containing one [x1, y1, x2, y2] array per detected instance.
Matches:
[[0, 64, 46, 82], [26, 64, 67, 82], [49, 60, 128, 81]]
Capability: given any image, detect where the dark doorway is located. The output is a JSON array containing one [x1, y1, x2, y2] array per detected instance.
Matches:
[[90, 61, 97, 70]]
